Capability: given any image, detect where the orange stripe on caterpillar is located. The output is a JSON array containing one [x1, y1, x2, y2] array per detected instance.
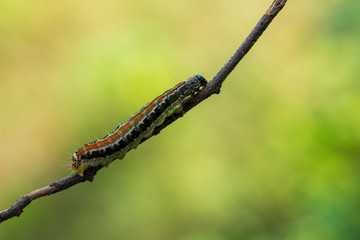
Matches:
[[72, 75, 207, 176]]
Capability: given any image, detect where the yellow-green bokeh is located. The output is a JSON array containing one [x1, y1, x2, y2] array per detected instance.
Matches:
[[1, 0, 359, 239]]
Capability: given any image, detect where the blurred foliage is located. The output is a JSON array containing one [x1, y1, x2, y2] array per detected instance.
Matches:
[[0, 0, 359, 239]]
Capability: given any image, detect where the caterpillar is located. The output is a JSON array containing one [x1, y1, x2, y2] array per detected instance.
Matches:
[[72, 75, 207, 176]]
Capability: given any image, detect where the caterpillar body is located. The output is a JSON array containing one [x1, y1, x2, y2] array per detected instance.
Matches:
[[72, 75, 207, 176]]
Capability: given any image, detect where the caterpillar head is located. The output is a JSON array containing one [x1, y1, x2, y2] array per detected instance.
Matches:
[[72, 154, 86, 176]]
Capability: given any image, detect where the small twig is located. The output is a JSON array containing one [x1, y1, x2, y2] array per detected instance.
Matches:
[[0, 0, 287, 224]]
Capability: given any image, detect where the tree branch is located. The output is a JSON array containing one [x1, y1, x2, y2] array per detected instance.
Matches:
[[0, 0, 287, 224]]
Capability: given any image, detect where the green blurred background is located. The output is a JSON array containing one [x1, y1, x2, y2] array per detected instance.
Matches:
[[1, 0, 359, 239]]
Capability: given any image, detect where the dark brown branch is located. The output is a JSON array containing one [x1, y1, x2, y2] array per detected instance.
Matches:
[[0, 0, 287, 224]]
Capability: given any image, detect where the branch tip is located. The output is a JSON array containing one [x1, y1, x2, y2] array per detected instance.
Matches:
[[266, 0, 287, 16]]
